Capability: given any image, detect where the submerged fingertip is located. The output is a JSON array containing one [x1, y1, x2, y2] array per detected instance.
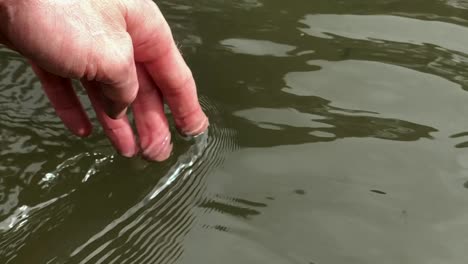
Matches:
[[142, 145, 172, 162], [120, 145, 139, 158], [153, 143, 173, 162], [141, 135, 173, 162], [179, 115, 209, 137]]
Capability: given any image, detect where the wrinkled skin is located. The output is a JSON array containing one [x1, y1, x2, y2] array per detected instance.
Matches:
[[0, 0, 209, 161]]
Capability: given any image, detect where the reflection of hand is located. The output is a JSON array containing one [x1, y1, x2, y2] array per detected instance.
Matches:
[[0, 0, 209, 161]]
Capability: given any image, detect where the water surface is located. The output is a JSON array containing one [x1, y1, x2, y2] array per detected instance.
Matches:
[[2, 0, 468, 263]]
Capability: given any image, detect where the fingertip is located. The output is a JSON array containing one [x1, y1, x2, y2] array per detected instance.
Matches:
[[83, 80, 139, 158], [132, 64, 175, 162], [56, 108, 93, 138], [140, 134, 173, 161], [73, 123, 93, 138], [143, 142, 173, 162], [120, 144, 139, 158], [176, 112, 210, 136], [114, 131, 139, 158]]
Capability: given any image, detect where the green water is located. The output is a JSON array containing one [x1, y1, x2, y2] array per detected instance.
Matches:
[[2, 0, 468, 263]]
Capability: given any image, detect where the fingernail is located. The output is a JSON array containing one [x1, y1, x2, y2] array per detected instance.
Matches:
[[141, 135, 173, 162], [180, 115, 209, 136], [153, 142, 173, 162], [120, 143, 139, 158]]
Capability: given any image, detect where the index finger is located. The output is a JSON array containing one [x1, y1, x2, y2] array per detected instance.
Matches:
[[125, 0, 209, 135]]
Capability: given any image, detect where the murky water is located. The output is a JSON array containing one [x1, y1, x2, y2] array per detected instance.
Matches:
[[2, 0, 468, 263]]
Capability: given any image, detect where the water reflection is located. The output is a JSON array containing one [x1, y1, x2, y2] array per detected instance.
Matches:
[[299, 14, 468, 52], [445, 0, 468, 10], [220, 39, 296, 57]]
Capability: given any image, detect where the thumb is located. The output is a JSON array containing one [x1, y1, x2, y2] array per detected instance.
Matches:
[[92, 33, 138, 119]]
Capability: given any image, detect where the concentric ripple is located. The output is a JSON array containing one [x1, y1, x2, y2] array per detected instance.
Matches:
[[0, 67, 237, 264], [65, 97, 237, 264]]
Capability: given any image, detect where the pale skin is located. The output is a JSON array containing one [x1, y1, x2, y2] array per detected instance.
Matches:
[[0, 0, 209, 161]]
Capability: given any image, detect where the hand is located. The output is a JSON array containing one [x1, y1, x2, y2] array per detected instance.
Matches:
[[0, 0, 209, 161]]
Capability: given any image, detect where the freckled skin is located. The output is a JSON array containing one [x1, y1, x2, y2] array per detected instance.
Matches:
[[0, 0, 209, 161]]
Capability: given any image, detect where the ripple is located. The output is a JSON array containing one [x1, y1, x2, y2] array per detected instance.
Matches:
[[62, 97, 237, 264], [445, 0, 468, 9], [1, 31, 238, 263], [0, 83, 237, 263]]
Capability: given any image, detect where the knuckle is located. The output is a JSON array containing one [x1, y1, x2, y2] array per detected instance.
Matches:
[[109, 45, 135, 76], [94, 34, 135, 79], [93, 34, 138, 104]]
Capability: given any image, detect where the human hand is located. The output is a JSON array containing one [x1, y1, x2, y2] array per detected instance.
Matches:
[[0, 0, 209, 161]]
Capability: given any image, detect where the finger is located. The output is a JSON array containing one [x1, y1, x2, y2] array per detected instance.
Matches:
[[82, 80, 138, 158], [93, 33, 139, 119], [144, 49, 209, 136], [125, 0, 209, 136], [132, 64, 172, 161], [30, 62, 92, 137]]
